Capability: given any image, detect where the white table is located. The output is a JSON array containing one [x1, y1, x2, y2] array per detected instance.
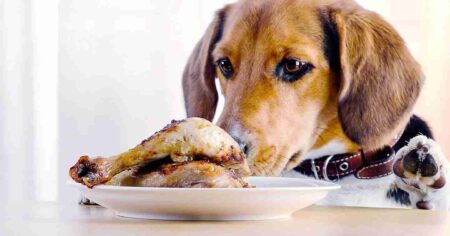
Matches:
[[0, 202, 449, 236]]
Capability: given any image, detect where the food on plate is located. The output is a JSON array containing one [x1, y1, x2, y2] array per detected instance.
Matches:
[[69, 117, 251, 188], [107, 161, 248, 188]]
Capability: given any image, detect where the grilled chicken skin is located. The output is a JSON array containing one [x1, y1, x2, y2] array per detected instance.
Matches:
[[69, 117, 251, 187], [107, 161, 249, 188]]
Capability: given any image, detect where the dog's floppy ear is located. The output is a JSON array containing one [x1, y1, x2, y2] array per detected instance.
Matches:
[[325, 5, 424, 149], [182, 6, 230, 121]]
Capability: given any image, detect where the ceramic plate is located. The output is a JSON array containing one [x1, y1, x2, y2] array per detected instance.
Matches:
[[68, 177, 339, 221]]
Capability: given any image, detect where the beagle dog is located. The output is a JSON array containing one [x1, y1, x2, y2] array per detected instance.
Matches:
[[182, 0, 449, 210]]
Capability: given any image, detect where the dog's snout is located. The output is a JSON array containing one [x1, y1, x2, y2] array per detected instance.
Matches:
[[420, 154, 438, 177], [231, 135, 249, 156]]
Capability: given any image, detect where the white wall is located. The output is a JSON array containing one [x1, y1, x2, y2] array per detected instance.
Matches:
[[0, 0, 35, 201], [0, 0, 58, 201]]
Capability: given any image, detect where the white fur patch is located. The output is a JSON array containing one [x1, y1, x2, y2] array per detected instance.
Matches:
[[302, 140, 347, 160], [282, 170, 404, 208]]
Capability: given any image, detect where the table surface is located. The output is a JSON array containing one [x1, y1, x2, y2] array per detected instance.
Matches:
[[0, 202, 449, 236]]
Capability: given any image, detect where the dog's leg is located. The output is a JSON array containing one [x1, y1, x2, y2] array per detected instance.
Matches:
[[392, 135, 449, 210]]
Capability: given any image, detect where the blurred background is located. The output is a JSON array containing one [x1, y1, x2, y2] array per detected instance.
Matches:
[[0, 0, 449, 202]]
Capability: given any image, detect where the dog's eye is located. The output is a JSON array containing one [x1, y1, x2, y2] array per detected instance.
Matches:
[[276, 58, 313, 82], [217, 58, 234, 79]]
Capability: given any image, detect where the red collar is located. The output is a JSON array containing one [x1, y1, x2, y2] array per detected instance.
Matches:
[[295, 136, 400, 181]]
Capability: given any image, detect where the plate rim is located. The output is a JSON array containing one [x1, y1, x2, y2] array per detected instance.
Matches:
[[66, 176, 340, 191]]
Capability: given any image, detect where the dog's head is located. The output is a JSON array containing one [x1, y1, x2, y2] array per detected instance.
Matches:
[[183, 0, 423, 175]]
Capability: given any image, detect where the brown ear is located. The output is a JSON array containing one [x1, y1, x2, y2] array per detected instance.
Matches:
[[182, 6, 230, 121], [327, 4, 424, 149]]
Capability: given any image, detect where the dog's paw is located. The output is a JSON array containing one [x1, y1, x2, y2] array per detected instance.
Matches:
[[393, 135, 449, 210]]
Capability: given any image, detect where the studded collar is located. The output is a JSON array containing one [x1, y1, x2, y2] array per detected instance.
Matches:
[[295, 137, 400, 181]]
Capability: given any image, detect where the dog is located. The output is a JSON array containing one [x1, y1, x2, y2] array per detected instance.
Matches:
[[182, 0, 449, 210]]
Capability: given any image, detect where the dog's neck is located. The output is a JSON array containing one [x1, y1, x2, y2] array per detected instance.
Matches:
[[307, 117, 396, 162], [308, 117, 359, 155]]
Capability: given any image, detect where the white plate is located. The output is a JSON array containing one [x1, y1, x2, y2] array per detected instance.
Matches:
[[68, 177, 339, 221]]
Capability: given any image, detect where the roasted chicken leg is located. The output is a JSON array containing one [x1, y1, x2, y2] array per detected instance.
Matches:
[[69, 117, 251, 187]]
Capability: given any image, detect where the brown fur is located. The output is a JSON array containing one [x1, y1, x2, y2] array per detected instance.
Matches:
[[182, 0, 423, 176]]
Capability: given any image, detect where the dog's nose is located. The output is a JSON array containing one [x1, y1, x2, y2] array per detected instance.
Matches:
[[403, 151, 419, 174], [231, 135, 249, 156], [420, 154, 438, 177]]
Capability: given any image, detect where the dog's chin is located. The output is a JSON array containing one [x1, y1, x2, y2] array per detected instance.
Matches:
[[246, 145, 304, 176], [284, 149, 304, 171], [248, 154, 294, 177], [250, 164, 284, 176]]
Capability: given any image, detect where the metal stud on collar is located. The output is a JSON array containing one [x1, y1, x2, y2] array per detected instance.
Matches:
[[339, 162, 349, 171]]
